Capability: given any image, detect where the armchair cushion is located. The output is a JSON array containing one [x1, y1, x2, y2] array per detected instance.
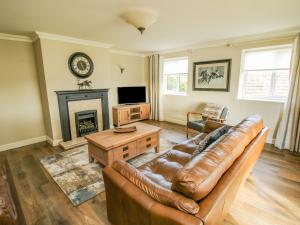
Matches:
[[112, 160, 200, 215], [187, 120, 205, 132], [201, 103, 224, 119]]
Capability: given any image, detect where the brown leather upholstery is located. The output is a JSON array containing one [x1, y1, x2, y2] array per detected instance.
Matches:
[[203, 120, 225, 133], [173, 119, 226, 155], [113, 160, 199, 214], [173, 133, 207, 154], [0, 161, 26, 225], [103, 115, 269, 225], [172, 115, 264, 201], [138, 149, 192, 189], [195, 127, 268, 225]]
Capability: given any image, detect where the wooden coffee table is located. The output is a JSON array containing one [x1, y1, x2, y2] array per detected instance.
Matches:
[[85, 122, 161, 166]]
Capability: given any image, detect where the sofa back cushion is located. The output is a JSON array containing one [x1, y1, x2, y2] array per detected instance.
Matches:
[[171, 115, 264, 201]]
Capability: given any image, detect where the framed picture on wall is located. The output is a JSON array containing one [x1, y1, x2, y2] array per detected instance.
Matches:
[[193, 59, 231, 91]]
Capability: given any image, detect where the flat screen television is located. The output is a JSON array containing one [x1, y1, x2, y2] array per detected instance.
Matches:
[[118, 86, 146, 104]]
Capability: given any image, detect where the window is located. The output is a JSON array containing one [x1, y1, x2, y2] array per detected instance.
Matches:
[[238, 45, 293, 102], [163, 57, 188, 95]]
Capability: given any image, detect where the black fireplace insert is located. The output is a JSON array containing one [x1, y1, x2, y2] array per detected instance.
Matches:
[[75, 110, 98, 137]]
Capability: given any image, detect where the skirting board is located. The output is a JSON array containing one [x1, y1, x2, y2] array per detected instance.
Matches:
[[46, 136, 63, 146], [164, 117, 186, 126], [0, 136, 47, 152]]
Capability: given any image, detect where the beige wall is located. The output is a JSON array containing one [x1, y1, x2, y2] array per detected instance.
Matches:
[[109, 53, 147, 104], [35, 39, 146, 143], [0, 39, 45, 146], [161, 38, 294, 143], [1, 33, 286, 147]]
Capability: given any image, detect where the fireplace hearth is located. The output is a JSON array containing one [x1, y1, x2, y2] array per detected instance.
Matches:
[[75, 110, 98, 137]]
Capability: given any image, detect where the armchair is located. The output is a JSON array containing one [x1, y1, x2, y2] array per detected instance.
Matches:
[[186, 104, 228, 138]]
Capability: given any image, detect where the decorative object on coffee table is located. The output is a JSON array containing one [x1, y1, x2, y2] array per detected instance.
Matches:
[[193, 59, 231, 91], [114, 126, 137, 133], [85, 122, 161, 166]]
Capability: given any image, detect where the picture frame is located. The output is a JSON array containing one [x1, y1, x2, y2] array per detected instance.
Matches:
[[193, 59, 231, 92]]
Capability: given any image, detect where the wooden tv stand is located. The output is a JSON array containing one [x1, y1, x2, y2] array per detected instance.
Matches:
[[112, 103, 151, 126]]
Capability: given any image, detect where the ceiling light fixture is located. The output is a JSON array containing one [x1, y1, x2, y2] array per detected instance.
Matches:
[[121, 8, 158, 34]]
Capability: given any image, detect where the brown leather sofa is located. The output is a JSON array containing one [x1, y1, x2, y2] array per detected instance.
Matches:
[[0, 160, 26, 225], [103, 115, 269, 225]]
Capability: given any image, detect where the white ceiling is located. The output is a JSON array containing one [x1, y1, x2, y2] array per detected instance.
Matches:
[[0, 0, 299, 53]]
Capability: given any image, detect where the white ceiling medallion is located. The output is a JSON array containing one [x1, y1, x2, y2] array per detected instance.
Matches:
[[121, 8, 158, 34]]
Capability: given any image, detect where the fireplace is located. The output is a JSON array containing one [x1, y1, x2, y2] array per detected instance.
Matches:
[[75, 110, 98, 137], [56, 89, 110, 142]]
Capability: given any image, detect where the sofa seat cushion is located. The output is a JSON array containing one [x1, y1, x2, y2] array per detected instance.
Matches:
[[113, 160, 200, 214], [138, 149, 192, 189], [171, 115, 264, 201], [173, 133, 207, 154]]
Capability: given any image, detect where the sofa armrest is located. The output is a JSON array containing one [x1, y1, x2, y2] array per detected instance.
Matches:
[[203, 120, 226, 133], [173, 133, 207, 154], [103, 165, 204, 225], [112, 160, 199, 214], [195, 127, 269, 225]]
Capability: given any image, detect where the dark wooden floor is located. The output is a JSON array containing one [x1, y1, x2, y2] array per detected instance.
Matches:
[[1, 121, 300, 225]]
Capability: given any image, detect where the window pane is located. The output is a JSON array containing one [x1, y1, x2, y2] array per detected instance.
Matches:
[[167, 75, 178, 91], [243, 71, 272, 98], [179, 75, 187, 92], [163, 58, 188, 74], [274, 70, 290, 97], [244, 47, 292, 70]]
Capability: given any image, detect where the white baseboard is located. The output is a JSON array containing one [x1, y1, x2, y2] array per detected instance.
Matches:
[[164, 117, 186, 126], [266, 138, 275, 144], [46, 136, 63, 146], [0, 136, 47, 152]]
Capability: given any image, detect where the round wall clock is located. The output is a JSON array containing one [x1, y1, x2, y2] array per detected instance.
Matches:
[[68, 52, 94, 78]]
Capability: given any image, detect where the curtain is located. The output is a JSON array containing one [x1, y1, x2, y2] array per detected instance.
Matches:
[[275, 34, 300, 153], [149, 54, 160, 120]]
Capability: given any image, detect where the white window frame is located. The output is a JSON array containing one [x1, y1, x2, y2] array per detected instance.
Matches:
[[162, 56, 188, 96], [238, 44, 293, 103]]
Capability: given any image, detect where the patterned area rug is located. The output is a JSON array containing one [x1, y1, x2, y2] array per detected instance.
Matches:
[[40, 130, 178, 206]]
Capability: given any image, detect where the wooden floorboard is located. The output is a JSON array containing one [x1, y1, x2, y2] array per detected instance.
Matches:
[[1, 120, 300, 225]]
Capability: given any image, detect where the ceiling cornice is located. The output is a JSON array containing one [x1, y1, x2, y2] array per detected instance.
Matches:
[[109, 49, 145, 57], [156, 26, 300, 55], [0, 31, 145, 57], [0, 33, 32, 42], [33, 31, 113, 48]]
